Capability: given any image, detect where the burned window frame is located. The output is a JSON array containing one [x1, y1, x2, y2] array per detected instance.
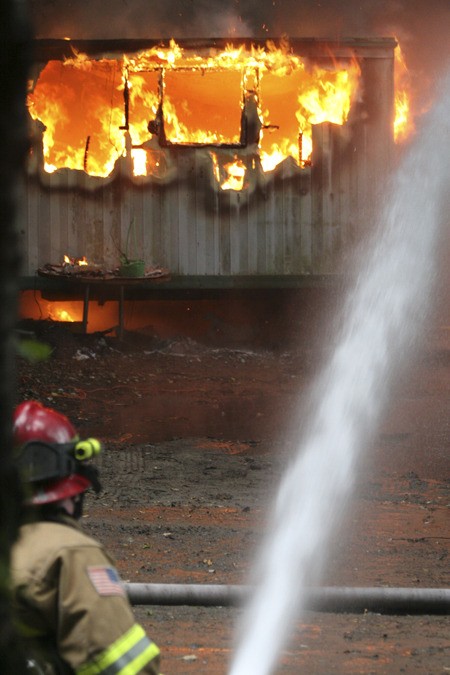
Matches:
[[136, 65, 258, 150]]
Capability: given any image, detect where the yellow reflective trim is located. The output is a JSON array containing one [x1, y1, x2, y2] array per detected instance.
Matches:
[[119, 641, 160, 675], [76, 623, 160, 675]]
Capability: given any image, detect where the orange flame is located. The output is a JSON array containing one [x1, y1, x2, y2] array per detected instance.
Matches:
[[296, 64, 360, 160], [48, 304, 76, 322], [221, 157, 247, 191], [64, 254, 89, 266], [394, 43, 415, 143], [28, 40, 362, 184]]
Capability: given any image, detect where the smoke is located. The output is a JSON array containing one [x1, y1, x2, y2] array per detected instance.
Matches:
[[30, 0, 449, 83], [29, 0, 253, 39], [29, 0, 449, 43]]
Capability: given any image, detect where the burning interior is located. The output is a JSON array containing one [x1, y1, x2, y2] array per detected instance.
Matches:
[[28, 39, 365, 183]]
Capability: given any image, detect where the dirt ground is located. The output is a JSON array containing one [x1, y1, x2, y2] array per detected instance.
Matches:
[[16, 285, 449, 674]]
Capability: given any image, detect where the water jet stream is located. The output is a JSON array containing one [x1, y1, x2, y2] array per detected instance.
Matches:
[[229, 71, 450, 675]]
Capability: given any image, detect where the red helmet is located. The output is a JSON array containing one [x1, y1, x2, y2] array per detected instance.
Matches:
[[13, 400, 77, 446], [13, 401, 100, 505]]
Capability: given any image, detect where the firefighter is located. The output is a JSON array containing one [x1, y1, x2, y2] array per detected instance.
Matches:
[[10, 400, 161, 675]]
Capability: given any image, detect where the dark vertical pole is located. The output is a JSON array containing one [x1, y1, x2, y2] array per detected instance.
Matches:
[[0, 0, 32, 670], [82, 284, 90, 333], [118, 284, 125, 340]]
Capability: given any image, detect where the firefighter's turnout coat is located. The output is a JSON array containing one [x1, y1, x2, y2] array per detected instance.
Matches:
[[10, 516, 160, 674]]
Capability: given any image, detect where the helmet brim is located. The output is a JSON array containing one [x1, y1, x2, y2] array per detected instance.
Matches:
[[29, 474, 91, 505]]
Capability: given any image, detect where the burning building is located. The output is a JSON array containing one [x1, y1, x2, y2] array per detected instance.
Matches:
[[20, 36, 396, 284]]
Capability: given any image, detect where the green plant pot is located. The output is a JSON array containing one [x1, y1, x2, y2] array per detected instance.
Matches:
[[119, 260, 145, 278]]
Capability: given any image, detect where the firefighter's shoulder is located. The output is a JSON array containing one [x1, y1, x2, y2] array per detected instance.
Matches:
[[12, 519, 109, 582]]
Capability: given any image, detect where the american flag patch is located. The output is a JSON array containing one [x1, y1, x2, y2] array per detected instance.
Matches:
[[87, 566, 126, 597]]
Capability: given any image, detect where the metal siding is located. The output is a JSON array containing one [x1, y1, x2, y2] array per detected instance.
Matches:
[[217, 191, 231, 275], [272, 172, 285, 274], [25, 180, 39, 274], [245, 177, 260, 275], [194, 155, 207, 274], [142, 182, 156, 268], [153, 184, 169, 269], [311, 124, 329, 273], [283, 165, 305, 274], [255, 185, 268, 274], [39, 181, 53, 265]]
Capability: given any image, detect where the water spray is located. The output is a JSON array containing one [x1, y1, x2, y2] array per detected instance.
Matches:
[[228, 69, 450, 675]]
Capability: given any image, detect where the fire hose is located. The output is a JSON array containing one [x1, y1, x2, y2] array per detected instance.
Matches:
[[125, 583, 450, 615]]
